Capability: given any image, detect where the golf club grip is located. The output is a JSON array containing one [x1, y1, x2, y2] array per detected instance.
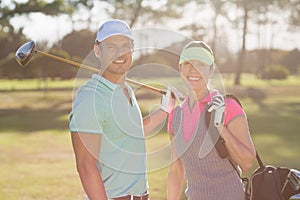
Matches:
[[35, 50, 166, 95]]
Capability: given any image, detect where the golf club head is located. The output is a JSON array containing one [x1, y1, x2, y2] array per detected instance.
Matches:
[[15, 40, 36, 67]]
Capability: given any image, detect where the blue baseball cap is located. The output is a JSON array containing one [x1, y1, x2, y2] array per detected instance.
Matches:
[[95, 19, 133, 43]]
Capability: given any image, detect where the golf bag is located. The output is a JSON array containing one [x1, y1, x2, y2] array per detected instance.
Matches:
[[206, 94, 300, 200], [244, 152, 300, 200]]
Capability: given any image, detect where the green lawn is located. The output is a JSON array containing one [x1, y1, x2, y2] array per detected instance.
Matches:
[[0, 75, 300, 199]]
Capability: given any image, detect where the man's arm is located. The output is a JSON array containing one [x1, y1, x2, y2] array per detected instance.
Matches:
[[143, 87, 180, 135], [71, 132, 108, 200], [143, 109, 168, 135]]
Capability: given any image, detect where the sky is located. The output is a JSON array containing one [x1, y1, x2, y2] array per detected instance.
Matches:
[[5, 0, 300, 52]]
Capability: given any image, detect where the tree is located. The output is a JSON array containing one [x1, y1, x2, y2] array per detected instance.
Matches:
[[0, 0, 72, 33], [99, 0, 189, 28], [0, 28, 27, 60], [63, 0, 95, 29], [198, 0, 232, 52], [284, 0, 300, 28], [233, 0, 249, 85], [223, 0, 276, 85], [0, 0, 79, 80], [59, 29, 95, 60], [281, 48, 300, 74], [0, 53, 27, 79], [0, 0, 74, 60]]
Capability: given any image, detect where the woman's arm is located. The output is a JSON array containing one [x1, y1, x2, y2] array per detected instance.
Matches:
[[218, 116, 256, 172], [71, 132, 108, 200], [167, 135, 185, 200]]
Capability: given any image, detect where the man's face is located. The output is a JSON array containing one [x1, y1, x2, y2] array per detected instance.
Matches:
[[95, 35, 134, 78]]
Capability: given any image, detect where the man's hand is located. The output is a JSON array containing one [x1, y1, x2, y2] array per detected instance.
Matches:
[[207, 92, 225, 127]]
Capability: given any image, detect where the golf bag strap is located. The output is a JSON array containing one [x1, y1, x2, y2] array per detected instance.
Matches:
[[171, 106, 182, 137], [206, 109, 242, 178], [225, 93, 243, 108], [242, 151, 264, 200], [205, 93, 253, 178], [256, 151, 264, 168], [205, 94, 242, 159]]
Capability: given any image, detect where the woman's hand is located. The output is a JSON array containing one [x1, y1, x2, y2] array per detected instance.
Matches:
[[207, 92, 225, 127]]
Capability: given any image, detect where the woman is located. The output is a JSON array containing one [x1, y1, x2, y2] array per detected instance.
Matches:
[[167, 41, 256, 200]]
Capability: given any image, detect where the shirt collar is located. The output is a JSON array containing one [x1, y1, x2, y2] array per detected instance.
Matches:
[[92, 74, 120, 91]]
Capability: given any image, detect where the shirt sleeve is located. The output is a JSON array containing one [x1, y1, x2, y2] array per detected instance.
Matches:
[[69, 91, 105, 134], [224, 97, 246, 126]]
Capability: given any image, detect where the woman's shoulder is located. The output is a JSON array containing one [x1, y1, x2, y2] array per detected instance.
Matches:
[[225, 95, 243, 109]]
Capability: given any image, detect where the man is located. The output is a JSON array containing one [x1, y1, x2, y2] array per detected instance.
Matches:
[[69, 19, 176, 200]]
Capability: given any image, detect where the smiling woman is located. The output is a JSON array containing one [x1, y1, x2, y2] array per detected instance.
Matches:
[[167, 40, 256, 200]]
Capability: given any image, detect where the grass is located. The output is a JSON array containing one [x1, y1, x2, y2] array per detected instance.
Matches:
[[0, 131, 84, 200], [0, 78, 74, 91], [246, 96, 300, 168], [0, 74, 300, 199]]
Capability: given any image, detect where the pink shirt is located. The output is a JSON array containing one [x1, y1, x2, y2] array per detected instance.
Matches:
[[168, 92, 245, 141]]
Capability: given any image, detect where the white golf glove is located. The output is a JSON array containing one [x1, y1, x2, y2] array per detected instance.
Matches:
[[160, 86, 183, 114], [170, 86, 185, 101], [207, 92, 225, 127]]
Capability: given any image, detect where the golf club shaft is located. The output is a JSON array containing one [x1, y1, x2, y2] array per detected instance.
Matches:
[[36, 50, 99, 73], [35, 50, 166, 95]]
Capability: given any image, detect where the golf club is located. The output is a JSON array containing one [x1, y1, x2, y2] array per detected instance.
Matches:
[[15, 40, 167, 95]]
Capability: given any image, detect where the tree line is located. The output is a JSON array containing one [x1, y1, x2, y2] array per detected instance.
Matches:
[[0, 0, 299, 84]]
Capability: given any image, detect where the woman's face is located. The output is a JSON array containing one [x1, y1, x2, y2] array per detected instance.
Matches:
[[180, 60, 211, 93]]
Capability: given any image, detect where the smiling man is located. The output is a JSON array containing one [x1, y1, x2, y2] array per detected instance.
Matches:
[[69, 19, 176, 200]]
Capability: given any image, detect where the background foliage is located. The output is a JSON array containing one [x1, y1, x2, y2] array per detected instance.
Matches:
[[0, 0, 299, 83]]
